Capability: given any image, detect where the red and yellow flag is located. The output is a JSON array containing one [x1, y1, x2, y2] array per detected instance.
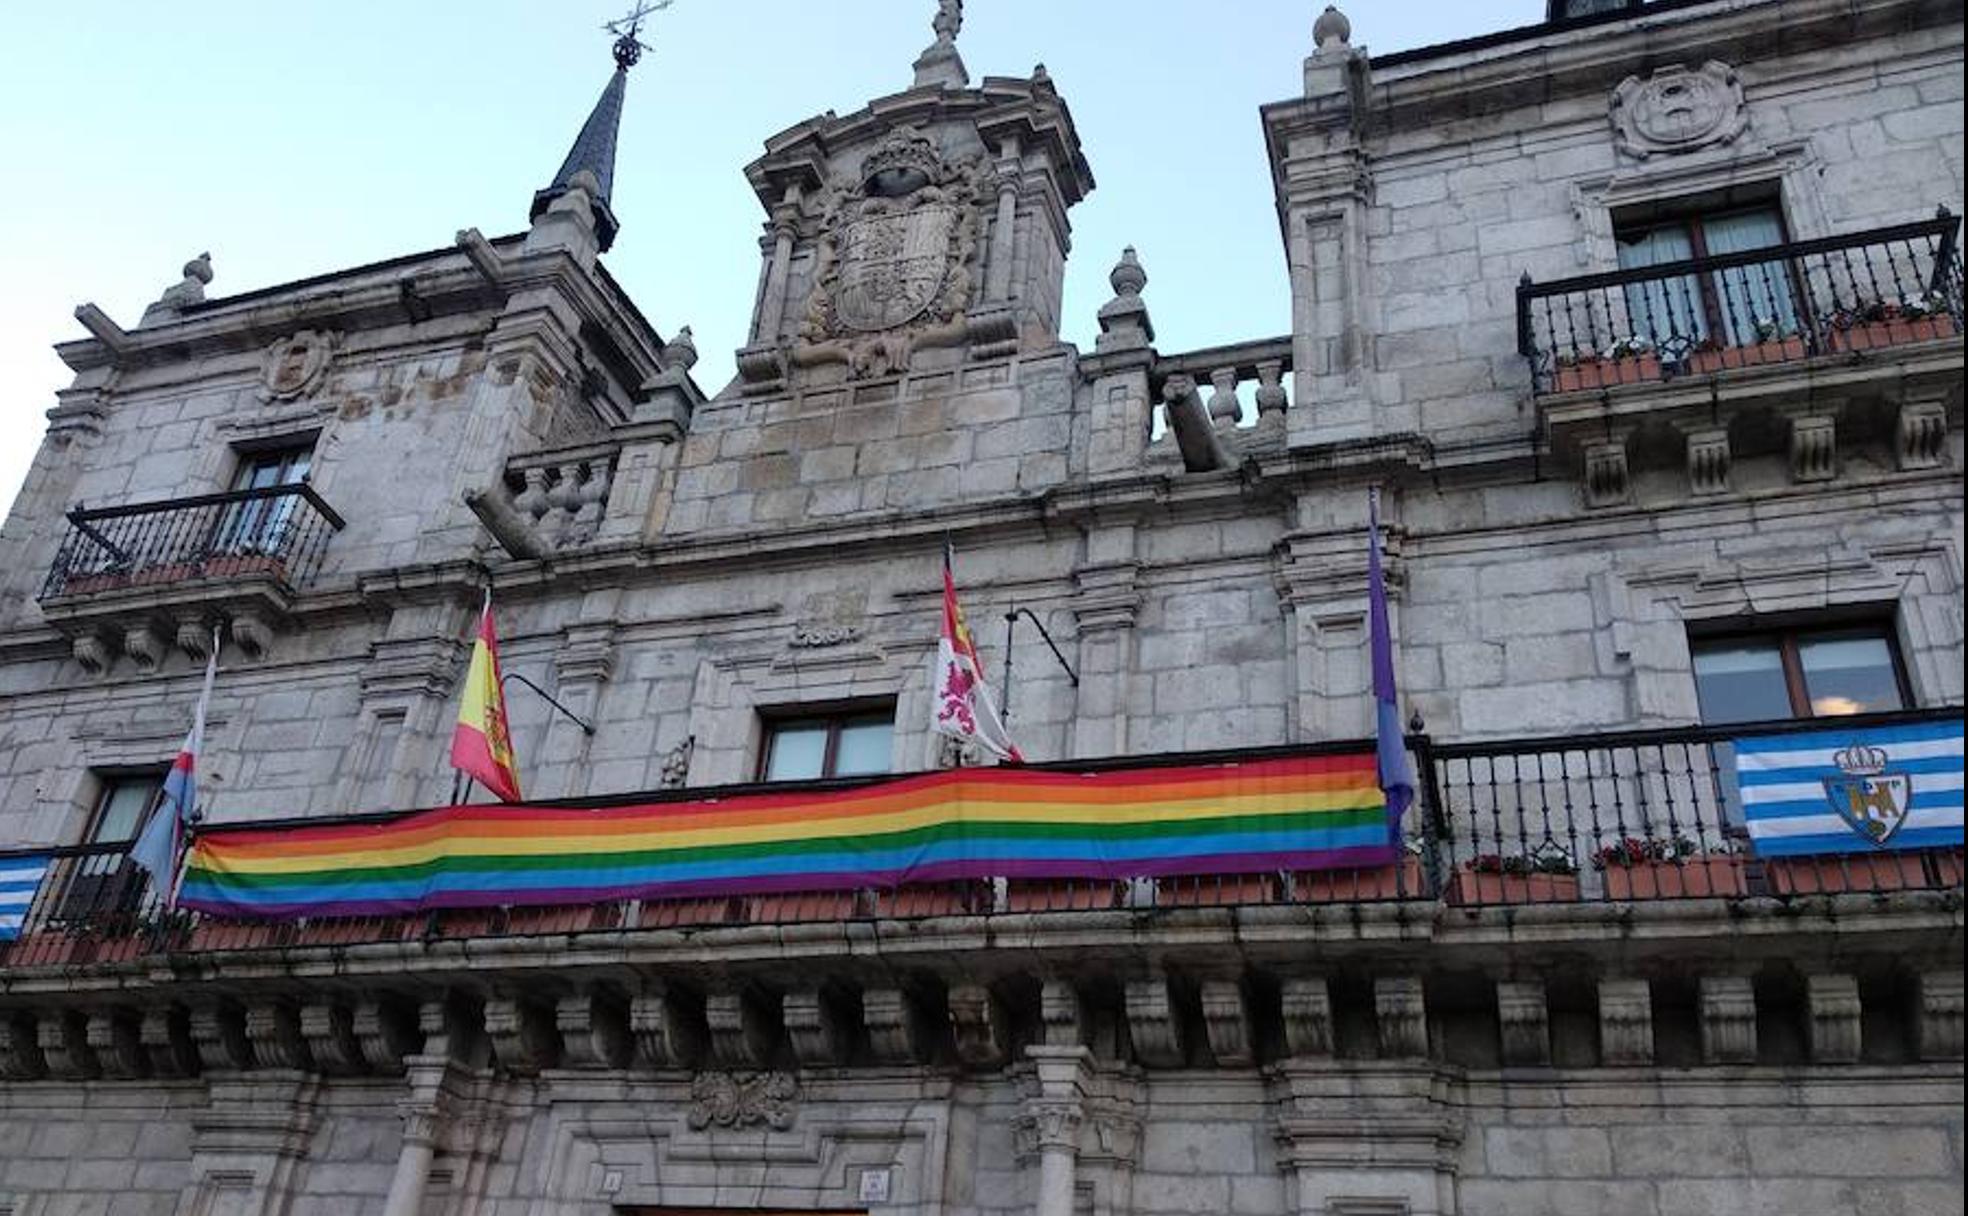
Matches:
[[933, 544, 1023, 763], [449, 593, 522, 802]]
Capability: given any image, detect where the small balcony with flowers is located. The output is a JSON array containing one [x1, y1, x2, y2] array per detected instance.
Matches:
[[1519, 210, 1963, 507], [35, 481, 344, 673], [0, 707, 1958, 1083]]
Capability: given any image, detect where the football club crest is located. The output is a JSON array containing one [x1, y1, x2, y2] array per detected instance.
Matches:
[[1822, 741, 1912, 845]]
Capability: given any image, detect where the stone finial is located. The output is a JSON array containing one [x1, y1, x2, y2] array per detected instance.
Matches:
[[140, 252, 214, 325], [913, 0, 969, 89], [1313, 5, 1352, 51], [663, 325, 700, 372], [1096, 248, 1154, 353]]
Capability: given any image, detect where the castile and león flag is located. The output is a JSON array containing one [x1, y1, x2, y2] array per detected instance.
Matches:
[[932, 544, 1024, 764]]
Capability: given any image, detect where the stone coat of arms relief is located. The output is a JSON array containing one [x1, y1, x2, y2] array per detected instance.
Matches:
[[794, 126, 983, 378]]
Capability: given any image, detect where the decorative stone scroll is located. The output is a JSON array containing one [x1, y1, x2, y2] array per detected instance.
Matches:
[[1598, 978, 1653, 1066], [686, 1070, 800, 1131], [1496, 980, 1551, 1066], [1806, 974, 1862, 1064], [1610, 62, 1749, 160], [1374, 977, 1427, 1059], [1281, 977, 1334, 1058], [1699, 976, 1757, 1064], [1124, 978, 1185, 1068]]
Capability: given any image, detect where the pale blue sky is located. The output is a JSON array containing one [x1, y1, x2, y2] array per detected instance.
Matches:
[[0, 2, 1539, 518]]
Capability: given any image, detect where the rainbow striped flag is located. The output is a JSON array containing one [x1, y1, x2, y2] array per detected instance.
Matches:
[[178, 752, 1392, 919]]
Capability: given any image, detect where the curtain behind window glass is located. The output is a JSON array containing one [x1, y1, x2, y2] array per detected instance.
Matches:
[[1616, 224, 1705, 354], [1700, 209, 1797, 346]]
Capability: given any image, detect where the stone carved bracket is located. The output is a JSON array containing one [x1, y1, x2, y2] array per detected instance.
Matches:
[[245, 1003, 314, 1072], [1789, 413, 1837, 483], [485, 996, 561, 1076], [706, 990, 778, 1070], [1281, 977, 1335, 1058], [1918, 970, 1964, 1060], [1200, 980, 1255, 1067], [139, 1007, 200, 1078], [40, 1010, 100, 1080], [1, 1013, 48, 1080], [1806, 974, 1862, 1064], [686, 1070, 800, 1131], [1898, 400, 1950, 470], [300, 1003, 368, 1076], [557, 990, 633, 1070], [1124, 978, 1186, 1068], [87, 1009, 149, 1080], [1040, 980, 1088, 1049], [1496, 981, 1551, 1066], [632, 989, 708, 1070], [862, 987, 928, 1065], [191, 1002, 254, 1073], [353, 999, 423, 1074], [1599, 979, 1654, 1066], [1699, 976, 1757, 1065], [782, 989, 852, 1066], [947, 983, 1009, 1069], [1374, 977, 1427, 1059]]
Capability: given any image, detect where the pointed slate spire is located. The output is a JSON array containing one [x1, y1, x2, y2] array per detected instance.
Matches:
[[531, 67, 626, 253]]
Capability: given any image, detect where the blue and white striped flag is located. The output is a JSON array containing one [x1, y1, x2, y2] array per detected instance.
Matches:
[[0, 856, 52, 943], [1737, 720, 1965, 857]]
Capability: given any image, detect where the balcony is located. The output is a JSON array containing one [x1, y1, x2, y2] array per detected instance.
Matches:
[[1517, 211, 1963, 397], [37, 483, 343, 670], [3, 708, 1957, 970]]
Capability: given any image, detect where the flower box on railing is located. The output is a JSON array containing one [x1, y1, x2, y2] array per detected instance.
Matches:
[[1551, 354, 1662, 393], [1294, 855, 1427, 902], [1602, 855, 1746, 900], [1446, 859, 1581, 906], [1689, 337, 1809, 374], [1156, 873, 1279, 908], [1826, 315, 1956, 353], [1002, 878, 1125, 913], [1765, 848, 1963, 896], [201, 554, 289, 581]]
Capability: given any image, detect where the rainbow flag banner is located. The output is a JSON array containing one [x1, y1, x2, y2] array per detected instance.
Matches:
[[178, 752, 1393, 919]]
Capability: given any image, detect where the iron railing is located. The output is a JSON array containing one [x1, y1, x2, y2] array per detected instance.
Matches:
[[2, 710, 1959, 967], [40, 482, 345, 600], [1517, 211, 1963, 394]]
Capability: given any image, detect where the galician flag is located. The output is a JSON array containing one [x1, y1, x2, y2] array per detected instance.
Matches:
[[450, 590, 523, 802], [1368, 488, 1415, 830], [933, 544, 1023, 764], [130, 636, 219, 906]]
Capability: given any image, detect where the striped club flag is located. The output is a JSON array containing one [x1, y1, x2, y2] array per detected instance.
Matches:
[[1737, 720, 1965, 857], [0, 856, 52, 942]]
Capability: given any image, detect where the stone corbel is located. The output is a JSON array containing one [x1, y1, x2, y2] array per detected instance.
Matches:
[[71, 629, 116, 675], [862, 987, 928, 1065], [1200, 979, 1255, 1067], [228, 609, 276, 661], [1788, 413, 1837, 483], [484, 996, 561, 1076], [39, 1009, 100, 1080], [1917, 970, 1963, 1061], [705, 989, 778, 1070], [632, 988, 707, 1069], [1374, 977, 1427, 1059], [1598, 979, 1653, 1066], [555, 989, 633, 1069], [1806, 974, 1861, 1064], [1897, 399, 1949, 470], [190, 1001, 254, 1072], [176, 618, 219, 662], [1582, 437, 1632, 509], [87, 1008, 149, 1079], [1496, 981, 1551, 1066], [1698, 976, 1757, 1064], [782, 988, 851, 1066], [1281, 977, 1334, 1058], [121, 622, 168, 673], [141, 1006, 200, 1078], [353, 999, 423, 1074], [735, 343, 789, 394], [1123, 977, 1185, 1068], [1040, 979, 1088, 1048], [1683, 425, 1732, 496], [246, 1002, 314, 1072], [300, 1003, 370, 1076], [947, 983, 1009, 1068], [0, 1012, 48, 1080]]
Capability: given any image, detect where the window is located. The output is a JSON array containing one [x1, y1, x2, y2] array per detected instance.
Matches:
[[58, 774, 162, 921], [1615, 201, 1800, 355], [215, 442, 316, 555], [1692, 624, 1909, 725], [759, 708, 895, 782]]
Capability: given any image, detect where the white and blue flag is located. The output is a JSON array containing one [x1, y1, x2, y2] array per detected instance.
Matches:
[[1737, 720, 1964, 857], [0, 856, 52, 942]]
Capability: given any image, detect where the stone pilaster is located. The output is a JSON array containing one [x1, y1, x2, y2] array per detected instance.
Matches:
[[1070, 530, 1143, 758]]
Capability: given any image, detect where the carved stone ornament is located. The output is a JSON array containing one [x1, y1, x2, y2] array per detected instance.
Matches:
[[789, 622, 865, 649], [257, 330, 340, 402], [1610, 62, 1749, 160], [686, 1070, 799, 1131], [795, 126, 983, 378]]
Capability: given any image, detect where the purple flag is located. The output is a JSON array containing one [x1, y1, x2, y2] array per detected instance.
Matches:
[[1368, 488, 1415, 830]]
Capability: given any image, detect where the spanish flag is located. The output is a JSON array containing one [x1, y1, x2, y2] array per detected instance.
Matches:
[[449, 591, 522, 802]]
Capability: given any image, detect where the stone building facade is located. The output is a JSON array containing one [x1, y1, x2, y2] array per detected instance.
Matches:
[[0, 1, 1962, 1214]]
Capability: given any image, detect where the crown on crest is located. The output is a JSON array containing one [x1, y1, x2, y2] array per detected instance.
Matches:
[[1833, 741, 1889, 776], [862, 128, 942, 192]]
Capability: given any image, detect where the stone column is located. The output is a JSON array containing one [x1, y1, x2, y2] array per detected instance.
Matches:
[[381, 1104, 440, 1216], [1023, 1045, 1091, 1216], [754, 185, 803, 343], [986, 138, 1022, 302]]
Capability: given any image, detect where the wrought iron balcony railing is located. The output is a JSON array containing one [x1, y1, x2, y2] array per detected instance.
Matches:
[[1517, 211, 1963, 395], [1, 709, 1958, 968], [40, 482, 344, 600]]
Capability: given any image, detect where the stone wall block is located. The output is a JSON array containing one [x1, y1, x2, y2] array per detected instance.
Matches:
[[1806, 974, 1862, 1063], [1599, 979, 1653, 1066], [1374, 977, 1427, 1059], [1281, 977, 1334, 1058], [1124, 977, 1186, 1068], [948, 983, 1009, 1069], [1496, 980, 1551, 1066], [1917, 970, 1964, 1060], [1699, 976, 1757, 1065]]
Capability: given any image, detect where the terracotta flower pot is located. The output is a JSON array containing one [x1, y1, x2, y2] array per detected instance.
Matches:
[[637, 897, 738, 929], [1826, 316, 1954, 353], [1601, 855, 1746, 900], [1690, 337, 1808, 373], [1002, 879, 1124, 913], [1155, 873, 1278, 908], [1446, 866, 1580, 906], [1295, 855, 1427, 902], [1551, 354, 1662, 393], [1765, 851, 1935, 896]]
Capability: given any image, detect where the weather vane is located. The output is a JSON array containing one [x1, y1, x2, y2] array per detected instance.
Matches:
[[604, 0, 672, 70]]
